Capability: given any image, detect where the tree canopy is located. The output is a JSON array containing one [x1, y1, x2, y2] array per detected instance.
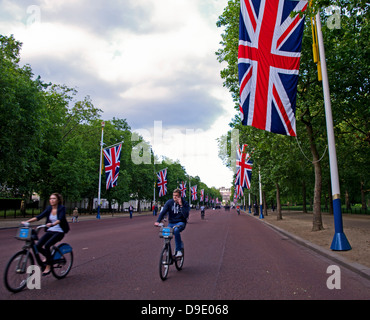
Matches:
[[215, 0, 369, 229]]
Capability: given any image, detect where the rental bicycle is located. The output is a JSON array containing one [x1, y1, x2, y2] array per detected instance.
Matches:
[[3, 224, 73, 293], [157, 223, 184, 281]]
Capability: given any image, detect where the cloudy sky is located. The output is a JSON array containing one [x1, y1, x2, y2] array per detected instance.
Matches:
[[0, 0, 236, 189]]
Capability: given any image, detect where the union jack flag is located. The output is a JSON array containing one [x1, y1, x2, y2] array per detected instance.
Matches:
[[191, 185, 197, 201], [103, 144, 122, 190], [235, 144, 253, 189], [157, 169, 167, 197], [235, 184, 244, 199], [200, 189, 204, 202], [238, 0, 307, 136], [179, 181, 187, 197]]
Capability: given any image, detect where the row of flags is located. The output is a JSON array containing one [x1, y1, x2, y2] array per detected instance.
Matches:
[[156, 172, 219, 203], [101, 146, 219, 204]]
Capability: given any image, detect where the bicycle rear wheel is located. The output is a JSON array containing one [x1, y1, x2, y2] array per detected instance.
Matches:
[[159, 245, 170, 281], [4, 250, 34, 293], [51, 243, 73, 279], [175, 248, 184, 270]]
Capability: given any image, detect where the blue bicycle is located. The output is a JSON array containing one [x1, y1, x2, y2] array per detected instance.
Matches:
[[157, 223, 184, 281], [4, 224, 73, 293]]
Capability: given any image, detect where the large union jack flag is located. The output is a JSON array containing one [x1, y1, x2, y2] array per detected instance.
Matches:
[[238, 0, 307, 136], [235, 144, 253, 189], [103, 144, 122, 190], [157, 169, 168, 197]]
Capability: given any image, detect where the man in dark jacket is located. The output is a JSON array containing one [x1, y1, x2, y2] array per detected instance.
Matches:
[[154, 188, 190, 257]]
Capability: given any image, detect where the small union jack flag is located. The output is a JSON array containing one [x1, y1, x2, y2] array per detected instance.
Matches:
[[179, 181, 187, 197], [103, 144, 122, 190], [238, 0, 307, 136], [200, 189, 204, 202], [157, 169, 168, 197], [191, 185, 197, 201], [235, 144, 253, 189]]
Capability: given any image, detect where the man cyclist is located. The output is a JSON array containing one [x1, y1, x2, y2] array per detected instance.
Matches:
[[154, 188, 190, 257]]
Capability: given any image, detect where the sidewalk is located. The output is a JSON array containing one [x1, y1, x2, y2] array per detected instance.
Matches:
[[247, 210, 370, 280]]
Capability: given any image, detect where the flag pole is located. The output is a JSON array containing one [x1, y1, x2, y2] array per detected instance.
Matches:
[[97, 121, 105, 219], [315, 12, 351, 250], [259, 167, 263, 219]]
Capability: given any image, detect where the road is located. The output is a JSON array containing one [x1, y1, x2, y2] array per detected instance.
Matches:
[[1, 208, 370, 301]]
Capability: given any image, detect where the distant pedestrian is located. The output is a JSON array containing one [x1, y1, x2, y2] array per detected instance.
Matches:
[[153, 203, 158, 216], [129, 205, 133, 219], [72, 207, 79, 223]]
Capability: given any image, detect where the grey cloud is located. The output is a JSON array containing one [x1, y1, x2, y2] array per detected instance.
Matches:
[[115, 89, 224, 131]]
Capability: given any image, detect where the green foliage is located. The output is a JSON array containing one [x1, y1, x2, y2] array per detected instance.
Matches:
[[215, 0, 369, 210]]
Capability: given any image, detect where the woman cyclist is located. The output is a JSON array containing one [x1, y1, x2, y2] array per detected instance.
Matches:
[[23, 193, 69, 276]]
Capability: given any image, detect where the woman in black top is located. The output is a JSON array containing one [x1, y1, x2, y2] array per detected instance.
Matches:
[[23, 193, 69, 275]]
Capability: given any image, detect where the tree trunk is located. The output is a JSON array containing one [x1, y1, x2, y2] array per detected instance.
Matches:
[[302, 181, 307, 213], [361, 181, 367, 210], [345, 190, 351, 211], [263, 190, 268, 216], [302, 113, 323, 231], [276, 182, 282, 220], [311, 143, 324, 231]]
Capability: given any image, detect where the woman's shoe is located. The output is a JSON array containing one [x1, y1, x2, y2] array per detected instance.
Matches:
[[42, 268, 51, 276]]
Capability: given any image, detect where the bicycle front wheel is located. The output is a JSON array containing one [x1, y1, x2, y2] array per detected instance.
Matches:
[[51, 243, 73, 279], [4, 250, 34, 293], [159, 245, 170, 281]]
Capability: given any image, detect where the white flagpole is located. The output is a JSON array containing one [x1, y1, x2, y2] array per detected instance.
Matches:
[[97, 121, 105, 219], [315, 12, 350, 250], [259, 167, 263, 219]]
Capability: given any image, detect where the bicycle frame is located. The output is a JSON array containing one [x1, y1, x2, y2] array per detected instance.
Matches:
[[158, 223, 184, 280], [162, 238, 174, 265]]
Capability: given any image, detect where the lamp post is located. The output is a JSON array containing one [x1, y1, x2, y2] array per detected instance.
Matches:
[[97, 121, 105, 219]]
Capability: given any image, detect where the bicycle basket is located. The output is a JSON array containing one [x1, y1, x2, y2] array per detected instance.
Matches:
[[159, 226, 173, 238], [15, 226, 32, 241]]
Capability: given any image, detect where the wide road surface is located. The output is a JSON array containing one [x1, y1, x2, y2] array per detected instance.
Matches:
[[1, 209, 370, 300]]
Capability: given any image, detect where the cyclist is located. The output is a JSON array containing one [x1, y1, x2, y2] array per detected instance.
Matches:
[[23, 193, 69, 276], [154, 188, 190, 258], [200, 205, 205, 219]]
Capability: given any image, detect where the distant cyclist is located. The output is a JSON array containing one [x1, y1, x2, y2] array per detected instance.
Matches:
[[154, 189, 190, 258]]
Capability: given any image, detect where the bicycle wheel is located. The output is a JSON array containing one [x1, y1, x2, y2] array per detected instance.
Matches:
[[4, 250, 34, 293], [159, 245, 170, 281], [51, 243, 73, 279], [175, 248, 184, 270]]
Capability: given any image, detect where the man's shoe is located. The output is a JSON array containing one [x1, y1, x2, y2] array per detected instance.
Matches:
[[175, 251, 183, 258]]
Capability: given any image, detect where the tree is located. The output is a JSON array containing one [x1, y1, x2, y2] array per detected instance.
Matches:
[[0, 35, 46, 196], [215, 1, 369, 230]]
